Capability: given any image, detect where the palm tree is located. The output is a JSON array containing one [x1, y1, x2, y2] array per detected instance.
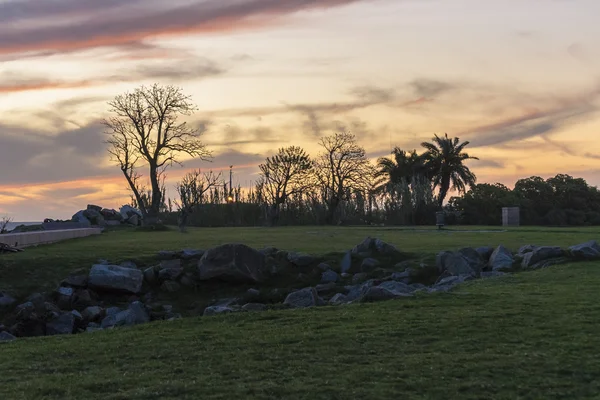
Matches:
[[420, 133, 478, 208], [375, 148, 427, 194]]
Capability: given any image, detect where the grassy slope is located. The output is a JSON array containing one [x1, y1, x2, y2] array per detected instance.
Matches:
[[1, 263, 600, 399], [1, 225, 600, 295]]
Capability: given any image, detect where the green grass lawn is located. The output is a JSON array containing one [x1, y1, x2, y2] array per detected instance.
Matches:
[[1, 225, 600, 399]]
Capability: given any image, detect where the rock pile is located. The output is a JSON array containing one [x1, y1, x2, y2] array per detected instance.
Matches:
[[72, 204, 143, 227], [1, 237, 599, 342]]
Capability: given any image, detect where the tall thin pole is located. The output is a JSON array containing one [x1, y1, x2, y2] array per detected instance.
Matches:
[[229, 165, 233, 196]]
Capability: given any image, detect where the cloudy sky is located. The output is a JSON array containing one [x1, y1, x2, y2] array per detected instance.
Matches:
[[1, 0, 599, 221]]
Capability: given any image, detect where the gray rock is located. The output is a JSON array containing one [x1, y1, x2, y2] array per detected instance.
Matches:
[[246, 288, 261, 297], [157, 250, 178, 260], [105, 307, 121, 317], [101, 302, 149, 328], [481, 271, 507, 279], [315, 282, 337, 294], [0, 293, 17, 308], [160, 259, 181, 269], [203, 306, 234, 316], [242, 303, 267, 312], [439, 252, 476, 277], [82, 306, 103, 321], [340, 251, 352, 273], [317, 262, 331, 271], [143, 266, 157, 284], [259, 247, 278, 257], [158, 267, 183, 281], [360, 258, 380, 272], [0, 331, 17, 342], [88, 264, 143, 294], [57, 286, 74, 297], [352, 237, 401, 257], [521, 246, 564, 269], [46, 313, 75, 335], [457, 247, 485, 273], [61, 274, 88, 288], [436, 251, 454, 272], [569, 240, 600, 260], [181, 249, 204, 260], [283, 287, 323, 308], [328, 293, 348, 305], [352, 272, 369, 284], [287, 252, 318, 267], [377, 280, 413, 294], [489, 245, 514, 271], [197, 243, 268, 283], [72, 210, 92, 226], [180, 274, 196, 288], [391, 269, 413, 282], [475, 246, 495, 261], [361, 286, 412, 302], [161, 281, 181, 293], [321, 270, 339, 284], [518, 245, 536, 255], [71, 310, 83, 320]]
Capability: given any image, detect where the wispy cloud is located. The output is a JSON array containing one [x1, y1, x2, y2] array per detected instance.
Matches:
[[0, 0, 373, 58]]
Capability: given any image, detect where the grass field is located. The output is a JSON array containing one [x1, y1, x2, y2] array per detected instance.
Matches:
[[1, 225, 600, 399]]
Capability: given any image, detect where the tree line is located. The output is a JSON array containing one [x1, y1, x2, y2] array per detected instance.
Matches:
[[104, 84, 479, 230]]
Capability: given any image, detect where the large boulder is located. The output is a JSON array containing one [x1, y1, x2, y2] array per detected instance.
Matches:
[[120, 205, 143, 220], [488, 245, 514, 271], [71, 210, 91, 226], [88, 264, 143, 294], [283, 287, 324, 308], [197, 244, 268, 283], [436, 251, 477, 277], [521, 246, 564, 269], [569, 241, 600, 260], [360, 287, 412, 302], [287, 252, 319, 267], [46, 312, 75, 335], [100, 302, 149, 328]]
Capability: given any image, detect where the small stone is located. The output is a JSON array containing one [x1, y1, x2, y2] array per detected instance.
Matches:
[[82, 306, 103, 321], [317, 262, 331, 271], [283, 287, 324, 308], [321, 270, 339, 284], [0, 293, 17, 308], [329, 293, 347, 305], [181, 249, 204, 259], [247, 288, 261, 297], [352, 272, 368, 284], [203, 306, 234, 316], [57, 286, 74, 297]]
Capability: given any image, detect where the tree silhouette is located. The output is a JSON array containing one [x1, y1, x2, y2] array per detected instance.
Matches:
[[420, 133, 478, 208], [375, 147, 428, 194], [104, 84, 211, 224], [258, 146, 313, 226]]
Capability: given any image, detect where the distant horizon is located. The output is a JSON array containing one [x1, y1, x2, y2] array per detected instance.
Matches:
[[1, 0, 600, 221]]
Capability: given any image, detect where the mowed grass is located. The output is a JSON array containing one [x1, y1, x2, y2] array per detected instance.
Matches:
[[1, 262, 600, 399], [1, 224, 600, 295]]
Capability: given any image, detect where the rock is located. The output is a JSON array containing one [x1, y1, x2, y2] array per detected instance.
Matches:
[[106, 307, 121, 317], [321, 270, 339, 284], [181, 249, 204, 260], [391, 269, 413, 282], [360, 258, 380, 272], [377, 281, 413, 294], [317, 262, 331, 271], [143, 266, 158, 284], [361, 287, 412, 302], [158, 268, 183, 281], [247, 288, 261, 297], [352, 272, 369, 284], [57, 286, 74, 297], [82, 306, 103, 321], [287, 252, 318, 267], [283, 287, 324, 308], [72, 289, 95, 309], [569, 241, 600, 260], [489, 245, 514, 271], [437, 251, 476, 277], [518, 245, 536, 255], [351, 237, 401, 257], [242, 303, 267, 312], [180, 273, 196, 288], [0, 292, 17, 308], [197, 244, 268, 283], [328, 293, 348, 305], [315, 282, 337, 294], [475, 246, 495, 261], [521, 246, 564, 269], [46, 313, 75, 335], [0, 331, 16, 342], [160, 259, 181, 269], [340, 251, 352, 273], [88, 264, 144, 294], [61, 274, 88, 288], [161, 281, 181, 293], [101, 302, 149, 328], [457, 247, 485, 272], [436, 251, 453, 272], [126, 214, 139, 226], [203, 306, 234, 316], [120, 205, 143, 220], [72, 210, 92, 226]]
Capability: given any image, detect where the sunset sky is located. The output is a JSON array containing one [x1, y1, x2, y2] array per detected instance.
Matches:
[[1, 0, 600, 221]]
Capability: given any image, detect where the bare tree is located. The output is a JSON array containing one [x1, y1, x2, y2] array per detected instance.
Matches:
[[314, 132, 374, 224], [175, 169, 223, 232], [0, 215, 12, 234], [104, 84, 212, 224], [258, 146, 313, 226]]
